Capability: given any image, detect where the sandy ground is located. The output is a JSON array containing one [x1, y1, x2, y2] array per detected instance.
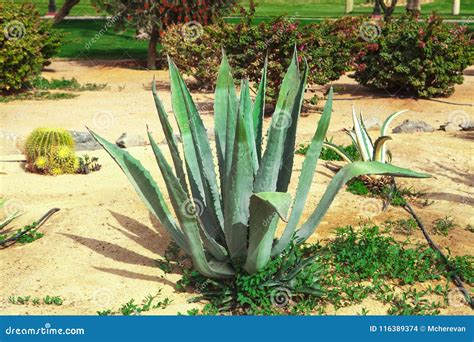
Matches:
[[0, 60, 472, 315]]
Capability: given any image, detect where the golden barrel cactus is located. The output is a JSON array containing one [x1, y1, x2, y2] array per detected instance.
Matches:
[[25, 128, 78, 175]]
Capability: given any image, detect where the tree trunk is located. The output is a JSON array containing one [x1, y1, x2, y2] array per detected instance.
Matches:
[[452, 0, 460, 15], [54, 0, 80, 24], [379, 0, 398, 20], [373, 0, 382, 16], [406, 0, 421, 13], [48, 0, 57, 14], [147, 26, 160, 70], [345, 0, 354, 14]]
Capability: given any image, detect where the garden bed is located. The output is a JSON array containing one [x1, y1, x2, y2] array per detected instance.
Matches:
[[0, 60, 472, 315]]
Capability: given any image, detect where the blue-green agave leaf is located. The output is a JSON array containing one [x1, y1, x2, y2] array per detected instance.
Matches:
[[214, 51, 238, 189], [254, 50, 301, 193], [87, 128, 189, 254], [294, 161, 431, 243], [276, 58, 309, 192], [223, 109, 254, 266], [148, 131, 228, 263], [240, 78, 258, 173], [245, 192, 292, 273], [168, 58, 224, 240], [271, 88, 333, 257], [252, 58, 267, 163], [151, 79, 187, 190]]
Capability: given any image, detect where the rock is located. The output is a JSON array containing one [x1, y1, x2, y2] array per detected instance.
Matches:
[[69, 130, 101, 151], [392, 120, 434, 133], [460, 121, 474, 131], [363, 117, 381, 130], [159, 133, 182, 145], [115, 133, 146, 148], [441, 123, 461, 133], [158, 130, 214, 145]]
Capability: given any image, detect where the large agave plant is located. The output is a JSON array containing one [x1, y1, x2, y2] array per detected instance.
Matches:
[[323, 108, 407, 164], [88, 52, 429, 279]]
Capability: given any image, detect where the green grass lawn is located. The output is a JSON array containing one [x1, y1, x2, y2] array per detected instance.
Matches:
[[55, 20, 148, 60], [237, 0, 474, 18], [7, 0, 474, 18]]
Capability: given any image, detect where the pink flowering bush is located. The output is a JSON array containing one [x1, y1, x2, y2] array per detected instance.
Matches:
[[353, 14, 473, 98], [163, 3, 355, 100]]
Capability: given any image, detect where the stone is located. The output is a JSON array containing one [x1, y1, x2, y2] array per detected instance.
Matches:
[[460, 121, 474, 131], [159, 133, 182, 145], [363, 117, 381, 130], [159, 130, 214, 145], [69, 130, 101, 151], [442, 123, 461, 133], [115, 133, 146, 148], [392, 120, 434, 134]]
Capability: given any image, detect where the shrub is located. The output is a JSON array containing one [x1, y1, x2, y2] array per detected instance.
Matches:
[[89, 51, 429, 280], [162, 6, 355, 99], [0, 2, 61, 93], [25, 128, 78, 175], [162, 7, 300, 99], [353, 14, 473, 98]]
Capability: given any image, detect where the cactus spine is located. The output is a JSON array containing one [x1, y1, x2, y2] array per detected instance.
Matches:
[[25, 128, 78, 175]]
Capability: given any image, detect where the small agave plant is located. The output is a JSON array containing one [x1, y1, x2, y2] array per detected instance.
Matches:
[[88, 51, 428, 279], [0, 198, 21, 231], [323, 108, 407, 164]]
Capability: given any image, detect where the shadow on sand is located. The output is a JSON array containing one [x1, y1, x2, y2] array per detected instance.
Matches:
[[62, 211, 178, 286]]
